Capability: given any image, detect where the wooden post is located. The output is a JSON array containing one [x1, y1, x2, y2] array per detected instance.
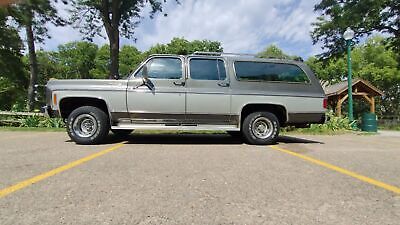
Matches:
[[370, 97, 375, 113], [336, 94, 348, 117], [361, 95, 376, 113], [336, 99, 342, 116]]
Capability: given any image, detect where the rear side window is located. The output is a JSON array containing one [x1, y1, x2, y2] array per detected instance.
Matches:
[[136, 57, 182, 79], [189, 59, 226, 80], [234, 61, 309, 83]]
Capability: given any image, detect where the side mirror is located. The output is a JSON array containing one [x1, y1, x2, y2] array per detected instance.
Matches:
[[142, 64, 149, 80], [141, 64, 154, 90]]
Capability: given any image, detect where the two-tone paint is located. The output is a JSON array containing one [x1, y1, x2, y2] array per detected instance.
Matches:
[[45, 54, 326, 131]]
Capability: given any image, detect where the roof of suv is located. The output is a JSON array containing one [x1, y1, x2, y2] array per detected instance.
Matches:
[[149, 52, 303, 65]]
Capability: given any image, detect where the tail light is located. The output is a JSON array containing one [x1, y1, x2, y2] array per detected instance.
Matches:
[[323, 98, 328, 109]]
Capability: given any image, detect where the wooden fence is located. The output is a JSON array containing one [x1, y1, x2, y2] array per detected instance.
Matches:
[[377, 115, 400, 127], [0, 111, 45, 126]]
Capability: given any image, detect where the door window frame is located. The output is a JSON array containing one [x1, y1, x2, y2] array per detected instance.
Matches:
[[232, 60, 311, 84], [187, 56, 229, 82], [129, 55, 186, 80]]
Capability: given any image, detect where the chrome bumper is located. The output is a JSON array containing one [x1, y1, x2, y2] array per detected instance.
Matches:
[[41, 106, 58, 118]]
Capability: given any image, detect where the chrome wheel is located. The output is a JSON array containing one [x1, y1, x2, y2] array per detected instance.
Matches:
[[72, 114, 98, 138], [251, 117, 273, 139]]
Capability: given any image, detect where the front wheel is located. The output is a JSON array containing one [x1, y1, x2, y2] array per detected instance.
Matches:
[[67, 106, 110, 145], [242, 111, 280, 145]]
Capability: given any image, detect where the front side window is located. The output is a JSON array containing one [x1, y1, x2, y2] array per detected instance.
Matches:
[[189, 58, 226, 80], [136, 57, 182, 79], [234, 61, 309, 83]]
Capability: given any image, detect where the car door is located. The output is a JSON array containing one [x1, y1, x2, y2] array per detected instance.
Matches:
[[126, 56, 186, 124], [185, 57, 232, 125]]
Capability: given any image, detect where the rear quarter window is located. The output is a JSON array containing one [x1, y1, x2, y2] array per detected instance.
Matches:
[[234, 61, 310, 83]]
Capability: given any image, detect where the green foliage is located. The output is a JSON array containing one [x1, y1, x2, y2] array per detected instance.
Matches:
[[145, 37, 223, 55], [70, 0, 175, 78], [89, 44, 144, 78], [119, 45, 144, 77], [39, 117, 65, 128], [314, 111, 354, 131], [285, 112, 354, 134], [70, 0, 165, 41], [20, 115, 65, 128], [306, 36, 400, 116], [57, 41, 98, 79], [0, 8, 27, 110], [311, 0, 400, 59], [258, 45, 290, 59], [89, 44, 109, 79], [20, 115, 41, 127], [8, 0, 67, 43]]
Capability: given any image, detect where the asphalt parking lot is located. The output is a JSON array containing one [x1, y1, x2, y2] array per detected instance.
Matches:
[[0, 131, 399, 225]]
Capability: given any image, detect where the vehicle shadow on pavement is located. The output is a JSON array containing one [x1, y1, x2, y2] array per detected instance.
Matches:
[[98, 133, 323, 145], [117, 133, 243, 145], [277, 135, 324, 144]]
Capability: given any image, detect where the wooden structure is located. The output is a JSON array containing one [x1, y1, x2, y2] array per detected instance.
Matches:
[[324, 79, 383, 116]]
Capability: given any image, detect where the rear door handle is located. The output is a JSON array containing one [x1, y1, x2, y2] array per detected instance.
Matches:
[[173, 81, 185, 86], [217, 82, 230, 87]]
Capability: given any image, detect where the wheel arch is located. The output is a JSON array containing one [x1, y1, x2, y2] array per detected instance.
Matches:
[[59, 97, 111, 122], [239, 103, 288, 128]]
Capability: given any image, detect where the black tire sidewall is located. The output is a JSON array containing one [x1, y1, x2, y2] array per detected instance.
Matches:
[[67, 106, 109, 145], [243, 112, 280, 145]]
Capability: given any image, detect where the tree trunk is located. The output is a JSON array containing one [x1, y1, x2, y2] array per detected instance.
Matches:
[[26, 17, 38, 111], [109, 28, 120, 80], [100, 0, 121, 79]]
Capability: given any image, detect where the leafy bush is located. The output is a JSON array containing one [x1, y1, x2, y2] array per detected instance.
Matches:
[[19, 115, 65, 128], [284, 111, 356, 134], [39, 117, 65, 128], [20, 116, 42, 127]]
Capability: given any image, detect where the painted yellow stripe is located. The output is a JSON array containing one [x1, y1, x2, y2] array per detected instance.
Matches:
[[270, 145, 400, 195], [0, 142, 126, 198]]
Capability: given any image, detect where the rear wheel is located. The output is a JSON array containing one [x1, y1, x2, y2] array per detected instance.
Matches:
[[111, 129, 133, 137], [242, 111, 280, 145], [67, 106, 110, 145]]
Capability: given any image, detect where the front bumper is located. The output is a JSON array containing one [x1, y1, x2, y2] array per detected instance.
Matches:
[[41, 105, 59, 118]]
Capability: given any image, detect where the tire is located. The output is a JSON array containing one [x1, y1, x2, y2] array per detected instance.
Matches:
[[111, 129, 133, 137], [67, 106, 110, 145], [242, 111, 280, 145]]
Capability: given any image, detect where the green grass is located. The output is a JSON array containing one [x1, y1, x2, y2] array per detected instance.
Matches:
[[0, 127, 65, 132], [378, 125, 400, 131]]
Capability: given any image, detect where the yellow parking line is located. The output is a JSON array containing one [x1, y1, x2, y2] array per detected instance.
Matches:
[[270, 145, 400, 195], [0, 142, 126, 199]]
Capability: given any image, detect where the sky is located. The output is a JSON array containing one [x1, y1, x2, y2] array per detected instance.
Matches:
[[40, 0, 323, 59]]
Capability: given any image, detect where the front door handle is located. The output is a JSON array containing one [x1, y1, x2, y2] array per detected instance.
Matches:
[[173, 81, 185, 86], [217, 82, 230, 87]]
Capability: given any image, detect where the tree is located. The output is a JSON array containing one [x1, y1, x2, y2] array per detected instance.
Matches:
[[8, 0, 67, 111], [311, 0, 400, 59], [57, 41, 98, 79], [71, 0, 175, 80], [119, 45, 143, 77], [89, 44, 143, 79], [89, 44, 110, 79], [306, 36, 400, 116], [257, 44, 303, 61], [257, 45, 291, 59], [145, 37, 223, 55], [0, 8, 27, 110]]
